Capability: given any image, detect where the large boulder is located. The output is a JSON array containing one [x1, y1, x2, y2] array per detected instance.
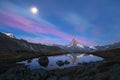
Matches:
[[38, 57, 49, 67]]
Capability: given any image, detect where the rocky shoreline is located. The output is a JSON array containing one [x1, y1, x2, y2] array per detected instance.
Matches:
[[0, 61, 120, 80]]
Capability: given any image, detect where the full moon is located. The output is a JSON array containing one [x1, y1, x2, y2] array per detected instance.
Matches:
[[30, 7, 38, 14]]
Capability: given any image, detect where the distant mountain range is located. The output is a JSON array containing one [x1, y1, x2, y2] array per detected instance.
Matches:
[[94, 42, 120, 51], [61, 38, 94, 53], [0, 32, 120, 53], [56, 38, 120, 53]]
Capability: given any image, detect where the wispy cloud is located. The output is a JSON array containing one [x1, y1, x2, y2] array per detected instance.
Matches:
[[63, 13, 105, 39], [0, 5, 92, 45], [63, 13, 94, 33]]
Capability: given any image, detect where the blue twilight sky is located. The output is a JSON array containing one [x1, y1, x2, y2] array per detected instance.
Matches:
[[0, 0, 120, 46]]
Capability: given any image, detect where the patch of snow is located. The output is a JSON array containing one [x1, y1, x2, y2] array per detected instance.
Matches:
[[4, 33, 15, 38], [67, 44, 73, 47], [77, 54, 85, 58], [44, 43, 53, 46], [77, 44, 84, 48], [89, 46, 96, 49]]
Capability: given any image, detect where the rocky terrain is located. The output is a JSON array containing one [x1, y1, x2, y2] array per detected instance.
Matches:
[[0, 61, 120, 80]]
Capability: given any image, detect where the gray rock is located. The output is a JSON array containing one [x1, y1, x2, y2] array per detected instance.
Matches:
[[47, 76, 57, 80], [56, 60, 64, 66], [0, 65, 49, 80], [59, 76, 70, 80], [38, 57, 49, 67], [110, 64, 120, 80], [64, 60, 70, 65]]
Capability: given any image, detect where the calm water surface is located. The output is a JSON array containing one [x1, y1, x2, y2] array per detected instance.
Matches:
[[18, 53, 103, 70]]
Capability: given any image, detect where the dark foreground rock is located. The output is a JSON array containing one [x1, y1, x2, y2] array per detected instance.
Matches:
[[0, 62, 120, 80], [0, 65, 49, 80]]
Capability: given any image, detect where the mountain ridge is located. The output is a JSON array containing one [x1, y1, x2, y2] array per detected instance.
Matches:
[[0, 32, 65, 53], [0, 32, 120, 53]]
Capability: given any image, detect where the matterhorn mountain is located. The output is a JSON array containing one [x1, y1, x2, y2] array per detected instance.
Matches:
[[67, 38, 84, 48], [64, 38, 120, 52], [63, 38, 94, 53]]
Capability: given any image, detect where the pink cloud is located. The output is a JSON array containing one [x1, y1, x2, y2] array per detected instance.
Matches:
[[0, 11, 46, 33], [0, 10, 93, 45], [24, 37, 64, 45]]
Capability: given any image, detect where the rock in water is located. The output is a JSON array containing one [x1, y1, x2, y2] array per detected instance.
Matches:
[[38, 57, 49, 67], [27, 59, 32, 63], [56, 60, 64, 66], [64, 60, 70, 65]]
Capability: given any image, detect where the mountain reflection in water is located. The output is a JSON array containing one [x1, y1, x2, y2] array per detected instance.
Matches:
[[18, 53, 103, 70]]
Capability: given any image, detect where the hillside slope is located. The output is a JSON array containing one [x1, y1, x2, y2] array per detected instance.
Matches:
[[0, 32, 65, 53]]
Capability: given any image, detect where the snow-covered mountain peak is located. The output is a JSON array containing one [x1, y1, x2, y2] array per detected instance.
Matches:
[[67, 38, 77, 47], [64, 38, 96, 52], [71, 38, 77, 46], [67, 38, 85, 48], [4, 32, 15, 38]]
